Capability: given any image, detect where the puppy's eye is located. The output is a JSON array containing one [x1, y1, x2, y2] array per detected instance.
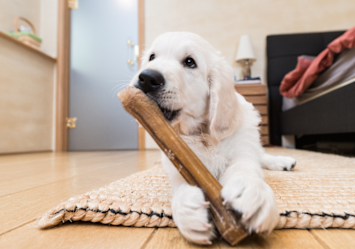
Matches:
[[149, 54, 155, 61], [184, 57, 197, 68]]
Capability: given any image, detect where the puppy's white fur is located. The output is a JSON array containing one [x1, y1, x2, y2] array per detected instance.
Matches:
[[129, 32, 296, 245]]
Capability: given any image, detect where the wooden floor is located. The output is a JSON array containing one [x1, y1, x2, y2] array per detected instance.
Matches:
[[0, 150, 354, 249]]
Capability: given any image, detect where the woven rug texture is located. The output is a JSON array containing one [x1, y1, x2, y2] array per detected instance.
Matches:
[[38, 148, 355, 229]]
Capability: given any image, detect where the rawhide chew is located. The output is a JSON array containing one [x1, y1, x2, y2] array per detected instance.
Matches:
[[118, 86, 247, 245]]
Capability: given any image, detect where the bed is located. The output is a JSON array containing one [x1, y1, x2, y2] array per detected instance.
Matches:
[[266, 30, 355, 147]]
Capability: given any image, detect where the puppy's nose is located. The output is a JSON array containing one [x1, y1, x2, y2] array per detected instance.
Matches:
[[137, 69, 165, 93]]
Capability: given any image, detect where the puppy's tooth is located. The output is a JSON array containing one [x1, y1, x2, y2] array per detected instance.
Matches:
[[222, 199, 229, 205], [203, 223, 212, 228], [203, 239, 212, 245], [242, 212, 249, 219], [201, 201, 210, 207]]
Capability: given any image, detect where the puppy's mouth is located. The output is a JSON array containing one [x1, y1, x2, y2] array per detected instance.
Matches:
[[144, 92, 181, 121], [158, 105, 180, 121]]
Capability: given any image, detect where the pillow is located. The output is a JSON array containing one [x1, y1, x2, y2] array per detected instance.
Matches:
[[280, 25, 355, 98]]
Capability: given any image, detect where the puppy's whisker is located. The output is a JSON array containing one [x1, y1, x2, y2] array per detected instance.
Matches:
[[111, 72, 135, 78], [110, 83, 129, 92], [111, 83, 130, 98], [110, 75, 133, 80], [112, 86, 128, 95], [110, 81, 129, 87], [107, 79, 131, 83]]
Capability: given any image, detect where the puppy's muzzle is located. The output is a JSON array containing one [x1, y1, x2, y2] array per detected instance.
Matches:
[[137, 69, 165, 94]]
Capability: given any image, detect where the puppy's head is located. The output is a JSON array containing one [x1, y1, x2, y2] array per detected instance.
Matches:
[[130, 32, 239, 143]]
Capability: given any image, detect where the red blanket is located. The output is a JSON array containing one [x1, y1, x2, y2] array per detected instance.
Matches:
[[280, 26, 355, 98]]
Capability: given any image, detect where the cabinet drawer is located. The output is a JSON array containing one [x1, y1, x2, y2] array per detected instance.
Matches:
[[254, 105, 267, 115], [245, 95, 267, 104], [260, 125, 269, 135], [260, 115, 268, 125], [235, 84, 267, 95], [261, 135, 269, 145]]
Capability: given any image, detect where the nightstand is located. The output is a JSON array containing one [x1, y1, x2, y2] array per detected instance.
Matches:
[[234, 83, 269, 146]]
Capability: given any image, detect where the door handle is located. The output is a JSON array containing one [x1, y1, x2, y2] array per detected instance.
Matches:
[[66, 117, 77, 128], [127, 40, 139, 65], [127, 40, 135, 66]]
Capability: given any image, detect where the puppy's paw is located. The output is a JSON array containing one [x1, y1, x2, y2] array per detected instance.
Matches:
[[222, 175, 279, 234], [264, 155, 296, 171], [274, 156, 296, 171], [172, 184, 215, 245]]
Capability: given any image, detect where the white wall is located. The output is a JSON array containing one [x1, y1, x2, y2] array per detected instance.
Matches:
[[40, 0, 58, 57], [0, 0, 41, 35], [0, 0, 58, 57], [0, 38, 55, 153], [146, 0, 355, 82], [144, 0, 355, 149], [0, 0, 58, 154]]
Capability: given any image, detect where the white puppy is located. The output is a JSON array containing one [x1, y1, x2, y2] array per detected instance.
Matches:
[[129, 32, 296, 245]]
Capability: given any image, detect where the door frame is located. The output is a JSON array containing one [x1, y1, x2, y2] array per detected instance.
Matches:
[[55, 0, 70, 152], [137, 0, 146, 150], [55, 0, 146, 151]]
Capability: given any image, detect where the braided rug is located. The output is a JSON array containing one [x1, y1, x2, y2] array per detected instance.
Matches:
[[38, 148, 355, 230]]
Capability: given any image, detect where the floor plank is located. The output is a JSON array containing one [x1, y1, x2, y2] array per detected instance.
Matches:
[[0, 151, 138, 196], [218, 230, 324, 249], [311, 229, 355, 249], [0, 221, 155, 249], [0, 152, 103, 175], [0, 151, 160, 235], [2, 150, 354, 248], [143, 228, 218, 249], [0, 151, 66, 165]]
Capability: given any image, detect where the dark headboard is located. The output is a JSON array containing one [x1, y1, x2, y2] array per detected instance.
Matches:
[[266, 31, 345, 146]]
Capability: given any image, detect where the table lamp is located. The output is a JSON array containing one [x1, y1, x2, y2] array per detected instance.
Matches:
[[236, 35, 256, 79]]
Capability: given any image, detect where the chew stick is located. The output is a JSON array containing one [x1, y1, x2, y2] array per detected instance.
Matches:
[[118, 86, 247, 245]]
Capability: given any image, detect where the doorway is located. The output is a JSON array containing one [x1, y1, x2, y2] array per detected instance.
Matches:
[[68, 0, 139, 150]]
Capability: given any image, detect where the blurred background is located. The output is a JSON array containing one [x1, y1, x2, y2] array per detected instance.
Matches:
[[1, 0, 355, 155]]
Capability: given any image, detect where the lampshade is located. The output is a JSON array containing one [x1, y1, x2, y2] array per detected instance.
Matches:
[[236, 35, 256, 62]]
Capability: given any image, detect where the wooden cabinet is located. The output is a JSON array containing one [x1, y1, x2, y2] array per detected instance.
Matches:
[[234, 84, 269, 146]]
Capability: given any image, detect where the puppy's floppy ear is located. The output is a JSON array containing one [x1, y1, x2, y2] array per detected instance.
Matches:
[[208, 61, 240, 143]]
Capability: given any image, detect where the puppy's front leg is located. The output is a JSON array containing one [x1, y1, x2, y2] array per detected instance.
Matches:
[[220, 158, 279, 234], [162, 154, 214, 245]]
